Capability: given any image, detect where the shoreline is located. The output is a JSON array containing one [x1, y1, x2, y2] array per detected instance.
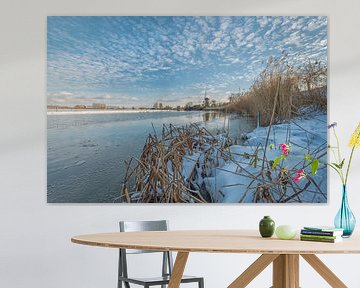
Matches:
[[122, 111, 327, 203], [47, 109, 194, 116]]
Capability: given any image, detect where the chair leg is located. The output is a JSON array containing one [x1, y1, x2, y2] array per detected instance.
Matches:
[[199, 278, 204, 288], [161, 252, 168, 288], [119, 280, 130, 288], [118, 250, 122, 288]]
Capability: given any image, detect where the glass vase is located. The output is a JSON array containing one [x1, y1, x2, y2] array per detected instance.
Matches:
[[334, 185, 356, 237]]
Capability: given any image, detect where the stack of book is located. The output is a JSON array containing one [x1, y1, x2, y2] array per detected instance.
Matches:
[[300, 226, 344, 243]]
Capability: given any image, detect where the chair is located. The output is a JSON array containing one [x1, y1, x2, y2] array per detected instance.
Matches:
[[118, 220, 204, 288]]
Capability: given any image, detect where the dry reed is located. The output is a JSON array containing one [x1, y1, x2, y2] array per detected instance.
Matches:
[[227, 56, 327, 126], [121, 124, 230, 203]]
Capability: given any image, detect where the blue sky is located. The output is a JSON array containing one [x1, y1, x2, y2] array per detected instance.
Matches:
[[47, 16, 327, 107]]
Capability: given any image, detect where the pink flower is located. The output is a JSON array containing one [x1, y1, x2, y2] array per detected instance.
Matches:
[[279, 143, 290, 155], [293, 169, 306, 183]]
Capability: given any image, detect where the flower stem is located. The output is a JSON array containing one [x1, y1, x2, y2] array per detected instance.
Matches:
[[327, 163, 345, 181], [333, 128, 342, 162], [332, 128, 345, 184], [345, 145, 356, 185]]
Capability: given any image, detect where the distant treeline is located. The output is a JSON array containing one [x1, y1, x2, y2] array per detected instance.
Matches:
[[226, 56, 327, 126]]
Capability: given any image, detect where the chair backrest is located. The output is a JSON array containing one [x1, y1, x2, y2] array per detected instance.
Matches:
[[120, 220, 168, 232], [119, 220, 168, 254], [118, 220, 173, 283]]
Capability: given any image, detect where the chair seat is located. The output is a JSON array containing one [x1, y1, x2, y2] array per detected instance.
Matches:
[[119, 274, 203, 286]]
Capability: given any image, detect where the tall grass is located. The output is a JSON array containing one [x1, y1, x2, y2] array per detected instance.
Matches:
[[121, 124, 230, 203], [227, 56, 327, 126]]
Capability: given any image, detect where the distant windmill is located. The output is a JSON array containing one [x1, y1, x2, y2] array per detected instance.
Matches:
[[203, 87, 210, 108]]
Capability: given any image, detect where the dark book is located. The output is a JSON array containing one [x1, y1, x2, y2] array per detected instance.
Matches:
[[301, 229, 343, 237]]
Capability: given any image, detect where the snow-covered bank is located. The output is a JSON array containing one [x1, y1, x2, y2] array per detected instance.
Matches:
[[123, 112, 327, 203], [183, 113, 327, 203]]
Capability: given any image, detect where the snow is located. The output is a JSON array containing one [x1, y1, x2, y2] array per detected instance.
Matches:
[[182, 113, 328, 203]]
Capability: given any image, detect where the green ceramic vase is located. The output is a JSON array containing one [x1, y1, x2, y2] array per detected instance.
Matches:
[[259, 216, 275, 238]]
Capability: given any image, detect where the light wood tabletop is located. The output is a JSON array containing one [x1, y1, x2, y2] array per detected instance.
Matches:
[[72, 229, 360, 254], [72, 230, 359, 288]]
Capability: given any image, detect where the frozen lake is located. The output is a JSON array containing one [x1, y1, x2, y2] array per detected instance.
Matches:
[[47, 110, 256, 203]]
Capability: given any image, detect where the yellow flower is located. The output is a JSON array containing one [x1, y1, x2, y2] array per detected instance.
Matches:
[[349, 122, 360, 148]]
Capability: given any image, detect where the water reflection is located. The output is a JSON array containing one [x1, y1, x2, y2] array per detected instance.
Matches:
[[47, 110, 256, 203], [202, 111, 228, 122], [200, 111, 256, 141]]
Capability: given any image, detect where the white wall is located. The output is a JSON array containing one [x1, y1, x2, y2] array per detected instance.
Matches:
[[1, 0, 360, 287]]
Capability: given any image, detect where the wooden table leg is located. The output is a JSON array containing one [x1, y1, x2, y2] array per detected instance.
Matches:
[[301, 254, 347, 288], [168, 252, 189, 288], [228, 254, 279, 288], [272, 254, 299, 288]]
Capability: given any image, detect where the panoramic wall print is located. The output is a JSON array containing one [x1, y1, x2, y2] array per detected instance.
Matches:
[[47, 16, 328, 203]]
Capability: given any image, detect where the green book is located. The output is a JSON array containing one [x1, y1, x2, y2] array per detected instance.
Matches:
[[300, 236, 342, 243], [300, 234, 339, 240]]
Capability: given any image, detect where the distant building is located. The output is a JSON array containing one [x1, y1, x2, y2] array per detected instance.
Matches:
[[74, 105, 87, 109], [92, 103, 106, 109]]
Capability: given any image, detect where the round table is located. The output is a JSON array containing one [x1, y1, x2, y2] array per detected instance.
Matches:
[[72, 230, 360, 287]]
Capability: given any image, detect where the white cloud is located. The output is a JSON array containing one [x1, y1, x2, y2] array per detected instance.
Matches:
[[257, 16, 268, 28], [285, 31, 301, 46], [48, 91, 73, 97], [48, 16, 327, 106], [319, 39, 327, 47], [48, 92, 140, 106], [246, 32, 255, 41]]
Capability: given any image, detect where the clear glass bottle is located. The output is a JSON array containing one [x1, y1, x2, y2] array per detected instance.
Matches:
[[334, 185, 356, 237]]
